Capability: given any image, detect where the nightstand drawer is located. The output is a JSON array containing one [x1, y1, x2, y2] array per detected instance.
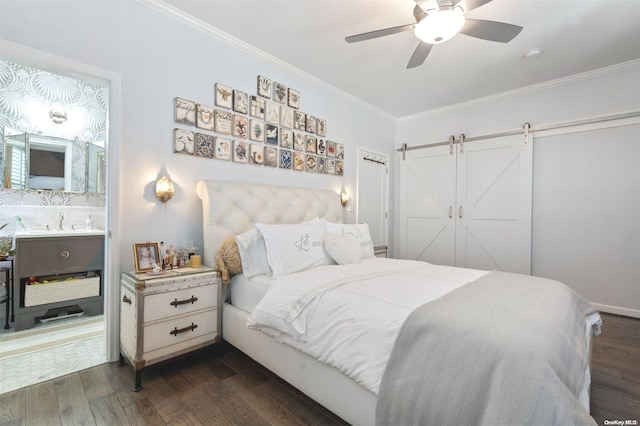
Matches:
[[143, 308, 217, 353], [143, 283, 217, 323]]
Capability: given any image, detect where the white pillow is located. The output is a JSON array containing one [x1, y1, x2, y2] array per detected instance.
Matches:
[[321, 220, 375, 259], [255, 221, 334, 278], [235, 228, 271, 278], [324, 233, 362, 265]]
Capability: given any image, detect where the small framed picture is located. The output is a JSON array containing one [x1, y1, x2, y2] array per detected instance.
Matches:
[[317, 156, 326, 174], [174, 129, 194, 154], [316, 118, 326, 137], [280, 128, 293, 149], [293, 151, 305, 171], [233, 90, 248, 114], [327, 141, 336, 157], [196, 104, 215, 130], [265, 146, 278, 167], [280, 149, 292, 169], [233, 115, 248, 138], [280, 106, 294, 128], [215, 137, 231, 161], [195, 133, 215, 158], [273, 81, 288, 104], [249, 119, 264, 142], [336, 160, 344, 176], [214, 109, 232, 134], [288, 88, 300, 109], [266, 101, 280, 125], [133, 242, 160, 273], [250, 95, 265, 119], [306, 154, 317, 173], [249, 144, 264, 165], [257, 75, 271, 99], [233, 140, 248, 163], [293, 110, 306, 130], [317, 139, 326, 156], [175, 97, 196, 125], [293, 131, 305, 151], [266, 124, 279, 145], [327, 158, 336, 175], [336, 143, 344, 159], [215, 83, 233, 109], [306, 115, 316, 134], [305, 136, 317, 154]]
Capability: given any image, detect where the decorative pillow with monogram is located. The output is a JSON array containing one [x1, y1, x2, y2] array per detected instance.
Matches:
[[255, 221, 334, 278], [321, 219, 375, 259]]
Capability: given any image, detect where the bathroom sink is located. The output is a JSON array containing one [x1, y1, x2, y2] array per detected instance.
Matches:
[[14, 229, 105, 238]]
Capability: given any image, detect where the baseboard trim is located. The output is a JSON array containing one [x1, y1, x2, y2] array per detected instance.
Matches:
[[591, 303, 640, 319]]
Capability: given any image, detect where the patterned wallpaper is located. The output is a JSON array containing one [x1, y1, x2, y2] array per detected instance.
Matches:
[[0, 59, 108, 206]]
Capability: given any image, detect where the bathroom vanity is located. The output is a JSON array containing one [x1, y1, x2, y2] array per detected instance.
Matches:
[[14, 230, 105, 331]]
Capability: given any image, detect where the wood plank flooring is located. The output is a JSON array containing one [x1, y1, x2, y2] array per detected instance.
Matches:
[[590, 313, 640, 425], [1, 312, 638, 425]]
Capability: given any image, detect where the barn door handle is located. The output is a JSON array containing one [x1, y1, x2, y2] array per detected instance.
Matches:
[[459, 206, 463, 219]]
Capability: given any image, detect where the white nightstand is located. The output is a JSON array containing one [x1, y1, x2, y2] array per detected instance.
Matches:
[[119, 266, 220, 390]]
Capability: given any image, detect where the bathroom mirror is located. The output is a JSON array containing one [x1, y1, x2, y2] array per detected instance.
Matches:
[[2, 128, 105, 193]]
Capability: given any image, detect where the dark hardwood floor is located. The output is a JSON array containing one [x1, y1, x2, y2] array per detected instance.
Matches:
[[0, 312, 637, 425], [590, 313, 640, 425]]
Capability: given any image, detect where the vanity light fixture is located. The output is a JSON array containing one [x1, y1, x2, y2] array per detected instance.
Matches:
[[155, 175, 174, 205], [341, 190, 349, 207], [49, 103, 68, 124]]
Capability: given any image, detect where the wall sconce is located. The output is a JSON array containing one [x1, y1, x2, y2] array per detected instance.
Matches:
[[341, 189, 349, 207], [156, 176, 174, 205]]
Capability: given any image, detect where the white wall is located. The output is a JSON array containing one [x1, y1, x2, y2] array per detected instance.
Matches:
[[396, 63, 640, 316], [0, 0, 396, 273]]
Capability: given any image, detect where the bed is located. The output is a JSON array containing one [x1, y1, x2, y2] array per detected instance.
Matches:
[[196, 179, 602, 426]]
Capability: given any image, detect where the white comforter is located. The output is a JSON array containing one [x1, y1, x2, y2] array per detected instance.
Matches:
[[247, 258, 487, 394]]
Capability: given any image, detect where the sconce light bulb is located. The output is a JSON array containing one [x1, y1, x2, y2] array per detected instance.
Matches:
[[155, 176, 174, 204], [341, 190, 349, 207]]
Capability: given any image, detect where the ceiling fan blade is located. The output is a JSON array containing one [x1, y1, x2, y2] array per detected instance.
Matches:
[[346, 23, 415, 43], [459, 19, 523, 43], [454, 0, 493, 13], [407, 41, 433, 69], [413, 5, 429, 22]]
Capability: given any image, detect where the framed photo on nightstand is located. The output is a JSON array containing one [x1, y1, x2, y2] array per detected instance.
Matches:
[[133, 242, 160, 273]]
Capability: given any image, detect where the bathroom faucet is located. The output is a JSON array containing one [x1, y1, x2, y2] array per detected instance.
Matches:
[[58, 212, 64, 230]]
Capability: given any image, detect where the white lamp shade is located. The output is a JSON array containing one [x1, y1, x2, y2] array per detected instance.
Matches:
[[414, 9, 466, 44]]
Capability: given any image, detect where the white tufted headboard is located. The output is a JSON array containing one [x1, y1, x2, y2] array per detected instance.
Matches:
[[196, 180, 343, 267]]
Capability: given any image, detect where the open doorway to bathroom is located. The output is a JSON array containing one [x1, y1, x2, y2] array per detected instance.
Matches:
[[0, 49, 112, 393], [357, 146, 390, 249]]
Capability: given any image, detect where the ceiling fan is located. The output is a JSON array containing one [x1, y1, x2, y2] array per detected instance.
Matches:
[[345, 0, 523, 69]]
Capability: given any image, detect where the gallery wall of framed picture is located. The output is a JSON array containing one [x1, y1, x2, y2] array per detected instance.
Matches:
[[172, 75, 344, 176]]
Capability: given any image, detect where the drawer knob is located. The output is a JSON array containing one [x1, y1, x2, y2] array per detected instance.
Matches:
[[170, 323, 198, 336], [170, 296, 198, 307], [59, 250, 70, 259]]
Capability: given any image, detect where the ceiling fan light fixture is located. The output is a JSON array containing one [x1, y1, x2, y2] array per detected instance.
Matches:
[[414, 7, 465, 44]]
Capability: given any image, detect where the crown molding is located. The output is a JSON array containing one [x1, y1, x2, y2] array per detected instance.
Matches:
[[136, 0, 394, 121], [399, 59, 640, 122]]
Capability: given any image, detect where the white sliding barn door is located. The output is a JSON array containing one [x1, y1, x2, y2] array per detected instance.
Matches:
[[398, 134, 532, 274], [398, 145, 456, 264], [456, 134, 533, 274]]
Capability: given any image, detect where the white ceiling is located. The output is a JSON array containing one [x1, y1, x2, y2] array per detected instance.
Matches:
[[155, 0, 640, 118]]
